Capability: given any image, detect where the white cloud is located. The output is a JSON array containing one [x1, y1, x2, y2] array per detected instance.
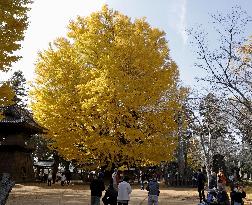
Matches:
[[178, 0, 188, 44], [167, 0, 188, 44]]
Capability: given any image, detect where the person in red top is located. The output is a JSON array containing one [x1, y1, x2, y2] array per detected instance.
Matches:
[[218, 170, 227, 189]]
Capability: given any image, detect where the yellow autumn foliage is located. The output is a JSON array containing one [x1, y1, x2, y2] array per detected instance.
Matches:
[[0, 0, 31, 118], [241, 36, 252, 62], [0, 0, 32, 71], [0, 83, 15, 119], [30, 5, 186, 168]]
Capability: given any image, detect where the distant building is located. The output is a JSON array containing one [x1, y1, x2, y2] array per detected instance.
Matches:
[[34, 160, 54, 175], [0, 105, 44, 182]]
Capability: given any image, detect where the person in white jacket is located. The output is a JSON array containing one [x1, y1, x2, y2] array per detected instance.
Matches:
[[117, 176, 132, 205]]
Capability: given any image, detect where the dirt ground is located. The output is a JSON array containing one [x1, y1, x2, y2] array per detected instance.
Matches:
[[6, 182, 199, 205]]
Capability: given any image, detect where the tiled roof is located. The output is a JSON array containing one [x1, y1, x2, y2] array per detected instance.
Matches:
[[0, 105, 44, 133], [34, 161, 54, 167]]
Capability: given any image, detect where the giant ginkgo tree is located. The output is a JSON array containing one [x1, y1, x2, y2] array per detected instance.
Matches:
[[30, 5, 186, 169]]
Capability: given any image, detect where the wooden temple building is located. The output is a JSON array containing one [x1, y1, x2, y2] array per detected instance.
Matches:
[[0, 105, 44, 182]]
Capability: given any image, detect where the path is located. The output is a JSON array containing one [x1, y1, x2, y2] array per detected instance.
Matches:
[[7, 183, 199, 205]]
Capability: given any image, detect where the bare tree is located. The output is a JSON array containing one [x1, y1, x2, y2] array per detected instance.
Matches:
[[185, 92, 239, 186], [188, 6, 252, 149], [188, 6, 251, 114]]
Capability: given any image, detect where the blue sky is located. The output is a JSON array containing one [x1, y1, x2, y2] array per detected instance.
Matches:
[[1, 0, 251, 88]]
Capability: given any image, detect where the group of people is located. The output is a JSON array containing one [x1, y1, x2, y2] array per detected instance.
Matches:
[[196, 168, 246, 205], [90, 168, 160, 205], [39, 170, 71, 186]]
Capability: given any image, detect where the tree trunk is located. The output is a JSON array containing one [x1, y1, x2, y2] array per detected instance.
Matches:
[[52, 153, 59, 184], [199, 133, 212, 188], [177, 114, 185, 184], [205, 164, 211, 188]]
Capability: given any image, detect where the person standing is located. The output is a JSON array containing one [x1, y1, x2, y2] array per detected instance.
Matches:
[[139, 170, 145, 190], [47, 170, 52, 186], [230, 185, 246, 205], [197, 168, 206, 203], [39, 171, 43, 182], [56, 171, 61, 182], [112, 168, 119, 191], [217, 170, 227, 188], [65, 170, 71, 185], [217, 186, 230, 205], [192, 171, 198, 188], [146, 176, 160, 205], [90, 173, 105, 205], [61, 173, 66, 186], [117, 176, 132, 205], [209, 171, 217, 189], [102, 183, 118, 205], [43, 172, 47, 183]]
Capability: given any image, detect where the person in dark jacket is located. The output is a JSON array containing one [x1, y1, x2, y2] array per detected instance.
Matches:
[[209, 171, 217, 189], [230, 185, 246, 205], [217, 186, 230, 205], [146, 175, 160, 205], [102, 183, 118, 205], [197, 168, 206, 203], [90, 173, 105, 205], [65, 170, 71, 185]]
